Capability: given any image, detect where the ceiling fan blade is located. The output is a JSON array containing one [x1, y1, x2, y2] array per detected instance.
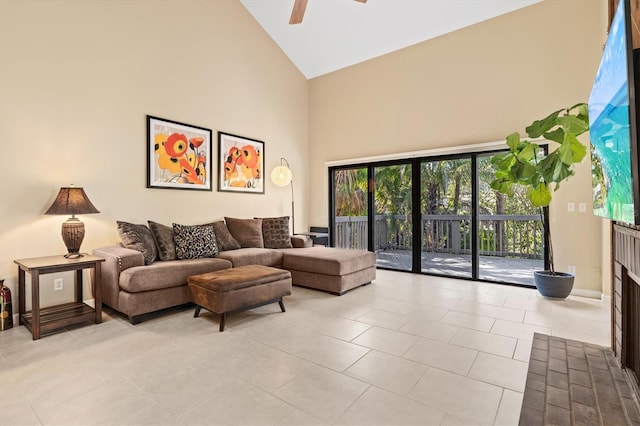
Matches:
[[289, 0, 308, 24], [354, 0, 367, 3]]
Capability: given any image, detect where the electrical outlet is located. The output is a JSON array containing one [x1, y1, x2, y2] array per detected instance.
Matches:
[[567, 202, 575, 212], [54, 278, 64, 291], [567, 265, 576, 275], [578, 202, 587, 213]]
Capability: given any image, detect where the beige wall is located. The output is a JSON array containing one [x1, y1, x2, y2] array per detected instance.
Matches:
[[0, 0, 308, 309], [308, 0, 608, 294]]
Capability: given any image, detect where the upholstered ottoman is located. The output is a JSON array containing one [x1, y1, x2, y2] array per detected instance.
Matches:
[[281, 247, 376, 295], [188, 265, 291, 331]]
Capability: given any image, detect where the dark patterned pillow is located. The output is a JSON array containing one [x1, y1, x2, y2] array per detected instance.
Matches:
[[210, 221, 241, 251], [116, 221, 157, 265], [148, 221, 176, 261], [224, 217, 264, 248], [259, 216, 292, 249], [172, 224, 218, 260]]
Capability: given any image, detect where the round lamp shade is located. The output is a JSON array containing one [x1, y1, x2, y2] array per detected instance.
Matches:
[[271, 165, 292, 187]]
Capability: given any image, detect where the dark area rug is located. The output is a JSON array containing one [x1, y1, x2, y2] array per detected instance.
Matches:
[[519, 333, 640, 425]]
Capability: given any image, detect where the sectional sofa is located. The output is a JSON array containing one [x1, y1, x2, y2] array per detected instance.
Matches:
[[92, 217, 376, 324]]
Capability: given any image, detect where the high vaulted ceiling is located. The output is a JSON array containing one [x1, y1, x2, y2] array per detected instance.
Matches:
[[240, 0, 543, 79]]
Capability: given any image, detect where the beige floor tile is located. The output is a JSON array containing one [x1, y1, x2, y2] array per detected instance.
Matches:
[[0, 402, 41, 426], [351, 326, 418, 356], [468, 304, 526, 323], [490, 319, 551, 340], [179, 379, 296, 425], [336, 386, 446, 425], [440, 413, 479, 425], [394, 304, 448, 321], [149, 362, 238, 416], [409, 368, 503, 425], [523, 310, 553, 327], [467, 352, 528, 392], [274, 366, 369, 423], [400, 319, 460, 343], [356, 309, 412, 329], [450, 328, 517, 358], [345, 350, 428, 395], [440, 310, 495, 332], [295, 333, 370, 371], [502, 295, 553, 313], [232, 347, 313, 393], [495, 389, 524, 426], [404, 338, 478, 375], [513, 339, 533, 362], [278, 409, 327, 425], [313, 316, 372, 341], [36, 375, 181, 425]]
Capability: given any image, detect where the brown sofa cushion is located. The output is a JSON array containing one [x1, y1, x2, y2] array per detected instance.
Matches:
[[210, 221, 241, 251], [225, 217, 264, 248], [258, 216, 293, 249], [119, 257, 232, 293], [117, 221, 157, 265], [217, 247, 283, 268], [148, 220, 177, 261], [173, 223, 219, 259]]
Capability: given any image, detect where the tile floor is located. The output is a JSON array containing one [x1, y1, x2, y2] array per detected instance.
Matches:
[[0, 269, 611, 425]]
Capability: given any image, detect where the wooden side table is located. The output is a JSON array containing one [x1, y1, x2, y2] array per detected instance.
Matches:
[[14, 255, 105, 340]]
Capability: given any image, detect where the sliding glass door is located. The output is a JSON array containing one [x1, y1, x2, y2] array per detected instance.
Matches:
[[420, 158, 472, 278], [332, 167, 368, 250], [329, 151, 545, 286], [373, 164, 412, 271]]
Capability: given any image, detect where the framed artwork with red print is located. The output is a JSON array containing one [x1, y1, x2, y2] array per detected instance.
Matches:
[[147, 115, 212, 191], [218, 131, 265, 194]]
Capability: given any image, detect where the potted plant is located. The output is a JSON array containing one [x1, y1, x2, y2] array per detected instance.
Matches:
[[490, 103, 589, 298]]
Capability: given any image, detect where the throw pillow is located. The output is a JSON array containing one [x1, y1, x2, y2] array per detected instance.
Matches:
[[258, 216, 293, 249], [172, 223, 219, 259], [224, 217, 264, 248], [210, 221, 241, 251], [148, 220, 177, 261], [116, 221, 158, 265]]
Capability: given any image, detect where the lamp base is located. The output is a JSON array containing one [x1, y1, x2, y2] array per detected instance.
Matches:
[[61, 217, 85, 257]]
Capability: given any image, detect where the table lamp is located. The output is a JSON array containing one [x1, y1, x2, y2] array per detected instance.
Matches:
[[270, 158, 295, 233], [45, 185, 100, 258]]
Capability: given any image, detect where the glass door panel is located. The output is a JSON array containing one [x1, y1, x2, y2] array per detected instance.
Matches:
[[477, 154, 543, 286], [333, 167, 369, 249], [420, 158, 472, 278], [373, 164, 412, 271]]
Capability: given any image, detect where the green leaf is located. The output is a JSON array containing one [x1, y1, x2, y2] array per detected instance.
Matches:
[[558, 138, 574, 164], [557, 115, 589, 135], [517, 143, 537, 162], [528, 184, 552, 207], [567, 133, 587, 163], [506, 133, 521, 153], [526, 110, 562, 138], [543, 128, 564, 143]]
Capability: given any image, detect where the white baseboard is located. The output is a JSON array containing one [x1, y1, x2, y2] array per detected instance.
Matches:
[[571, 288, 604, 300]]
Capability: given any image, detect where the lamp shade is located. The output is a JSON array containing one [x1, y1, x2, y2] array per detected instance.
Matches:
[[271, 165, 292, 187], [45, 187, 100, 216]]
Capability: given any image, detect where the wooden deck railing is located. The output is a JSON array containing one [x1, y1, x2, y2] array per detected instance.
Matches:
[[334, 214, 543, 259]]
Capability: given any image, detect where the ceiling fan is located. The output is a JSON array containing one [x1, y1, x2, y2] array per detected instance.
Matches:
[[289, 0, 368, 25]]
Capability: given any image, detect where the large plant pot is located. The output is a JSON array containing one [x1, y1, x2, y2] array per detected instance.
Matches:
[[534, 271, 575, 299]]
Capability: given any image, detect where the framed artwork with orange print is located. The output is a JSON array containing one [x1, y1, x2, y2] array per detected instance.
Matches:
[[218, 132, 264, 194], [147, 115, 212, 191]]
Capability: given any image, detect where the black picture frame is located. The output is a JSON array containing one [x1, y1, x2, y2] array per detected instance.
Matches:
[[218, 131, 265, 194], [146, 115, 213, 191]]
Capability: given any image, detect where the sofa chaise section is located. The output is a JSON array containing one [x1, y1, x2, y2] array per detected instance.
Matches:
[[281, 247, 376, 295]]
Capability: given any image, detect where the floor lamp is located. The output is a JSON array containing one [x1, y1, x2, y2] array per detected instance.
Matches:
[[271, 158, 295, 234]]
